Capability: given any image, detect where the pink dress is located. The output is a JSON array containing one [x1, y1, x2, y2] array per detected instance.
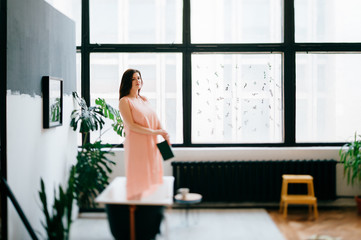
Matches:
[[122, 96, 163, 200]]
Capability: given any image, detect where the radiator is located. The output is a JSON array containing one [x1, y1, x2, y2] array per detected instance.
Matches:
[[172, 160, 337, 202]]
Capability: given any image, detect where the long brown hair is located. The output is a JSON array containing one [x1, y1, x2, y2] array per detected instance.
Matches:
[[119, 69, 143, 100]]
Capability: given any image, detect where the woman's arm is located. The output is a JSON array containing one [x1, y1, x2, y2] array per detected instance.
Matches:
[[119, 97, 168, 139]]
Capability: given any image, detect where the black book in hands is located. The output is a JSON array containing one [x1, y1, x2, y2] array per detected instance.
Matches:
[[156, 140, 174, 161]]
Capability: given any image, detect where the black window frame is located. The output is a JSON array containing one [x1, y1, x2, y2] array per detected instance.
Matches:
[[78, 0, 361, 147]]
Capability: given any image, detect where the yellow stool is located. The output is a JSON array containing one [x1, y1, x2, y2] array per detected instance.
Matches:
[[279, 174, 318, 219]]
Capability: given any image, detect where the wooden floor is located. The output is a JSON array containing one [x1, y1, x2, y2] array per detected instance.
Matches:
[[267, 207, 361, 240]]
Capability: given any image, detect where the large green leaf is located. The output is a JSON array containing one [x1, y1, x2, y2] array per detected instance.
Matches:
[[95, 97, 125, 137]]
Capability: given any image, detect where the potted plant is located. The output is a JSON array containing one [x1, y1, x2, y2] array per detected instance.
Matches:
[[38, 93, 124, 238], [70, 92, 124, 209], [339, 132, 361, 214], [38, 166, 76, 240]]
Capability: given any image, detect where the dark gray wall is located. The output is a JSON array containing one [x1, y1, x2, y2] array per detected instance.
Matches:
[[7, 0, 76, 96]]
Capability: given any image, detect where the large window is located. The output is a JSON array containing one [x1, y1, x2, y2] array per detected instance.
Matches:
[[78, 0, 361, 146]]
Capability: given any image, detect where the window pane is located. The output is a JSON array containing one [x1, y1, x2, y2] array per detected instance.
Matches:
[[90, 53, 183, 144], [192, 53, 283, 143], [90, 0, 182, 44], [296, 53, 361, 142], [295, 0, 361, 42], [191, 0, 282, 43]]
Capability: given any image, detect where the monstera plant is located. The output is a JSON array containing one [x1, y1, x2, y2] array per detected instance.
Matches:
[[70, 92, 124, 209]]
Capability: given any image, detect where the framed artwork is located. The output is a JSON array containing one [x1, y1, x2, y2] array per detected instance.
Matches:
[[42, 76, 63, 128]]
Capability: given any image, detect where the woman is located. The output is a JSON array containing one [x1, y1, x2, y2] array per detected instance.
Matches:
[[119, 69, 170, 200]]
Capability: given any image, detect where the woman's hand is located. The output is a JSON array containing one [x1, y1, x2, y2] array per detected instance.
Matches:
[[155, 129, 170, 144]]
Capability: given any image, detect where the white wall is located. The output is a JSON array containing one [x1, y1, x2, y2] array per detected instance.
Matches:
[[108, 147, 361, 198], [7, 92, 77, 239]]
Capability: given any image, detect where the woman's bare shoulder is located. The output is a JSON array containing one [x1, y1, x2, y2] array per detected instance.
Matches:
[[140, 95, 148, 102], [119, 97, 129, 106]]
